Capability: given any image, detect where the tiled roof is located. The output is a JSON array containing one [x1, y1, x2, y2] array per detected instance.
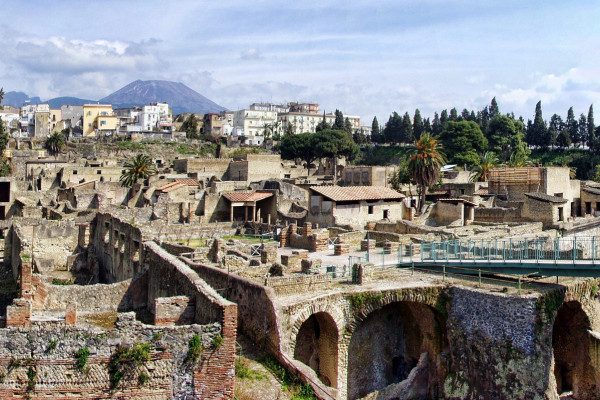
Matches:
[[310, 186, 404, 202], [156, 182, 186, 192], [223, 191, 274, 202], [524, 192, 568, 204], [583, 186, 600, 196], [175, 178, 199, 186], [474, 188, 489, 196]]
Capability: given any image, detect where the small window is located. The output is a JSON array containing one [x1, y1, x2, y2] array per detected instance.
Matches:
[[368, 205, 374, 214], [97, 170, 102, 174], [383, 209, 389, 219], [73, 170, 77, 174]]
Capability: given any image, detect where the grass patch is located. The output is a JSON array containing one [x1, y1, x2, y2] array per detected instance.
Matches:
[[349, 292, 384, 310], [212, 334, 223, 349], [138, 371, 149, 385], [48, 339, 58, 353], [235, 357, 267, 380], [26, 366, 36, 391], [108, 343, 151, 389], [75, 347, 90, 371], [221, 235, 275, 244], [116, 141, 146, 151], [260, 355, 317, 400]]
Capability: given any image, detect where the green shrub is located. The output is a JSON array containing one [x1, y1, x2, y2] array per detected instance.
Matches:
[[138, 371, 149, 385], [130, 343, 151, 364], [26, 366, 36, 391], [212, 334, 223, 349], [75, 347, 90, 371], [235, 358, 266, 380], [187, 334, 204, 362], [48, 339, 58, 353], [51, 278, 73, 285]]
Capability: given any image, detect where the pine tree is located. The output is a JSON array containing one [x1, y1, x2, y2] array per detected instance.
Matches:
[[344, 117, 352, 135], [548, 114, 563, 148], [531, 101, 548, 147], [480, 106, 490, 138], [566, 107, 578, 146], [432, 112, 442, 136], [490, 97, 500, 118], [449, 108, 458, 121], [400, 112, 413, 143], [371, 117, 380, 142], [413, 109, 424, 140], [460, 109, 470, 121], [440, 110, 449, 127], [588, 105, 596, 149], [578, 114, 588, 147], [333, 109, 344, 130], [316, 111, 331, 132]]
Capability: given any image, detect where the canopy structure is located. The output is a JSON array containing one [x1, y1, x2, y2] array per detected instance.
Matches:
[[222, 191, 274, 222]]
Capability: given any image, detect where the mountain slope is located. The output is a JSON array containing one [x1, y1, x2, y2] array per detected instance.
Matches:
[[46, 96, 96, 108], [99, 80, 227, 114], [2, 92, 42, 108]]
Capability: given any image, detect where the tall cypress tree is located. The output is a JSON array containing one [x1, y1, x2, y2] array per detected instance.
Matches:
[[333, 109, 345, 130], [578, 114, 588, 147], [440, 110, 449, 127], [480, 106, 490, 138], [413, 109, 424, 140], [449, 108, 458, 121], [401, 112, 413, 143], [490, 97, 500, 118], [371, 116, 380, 142], [531, 101, 548, 147], [548, 114, 562, 148], [588, 105, 596, 149], [566, 107, 578, 146], [432, 112, 442, 136]]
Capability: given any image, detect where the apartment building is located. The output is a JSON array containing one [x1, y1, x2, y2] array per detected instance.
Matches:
[[232, 108, 277, 145], [83, 104, 118, 137]]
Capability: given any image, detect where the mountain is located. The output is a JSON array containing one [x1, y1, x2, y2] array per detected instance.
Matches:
[[46, 96, 96, 108], [99, 80, 227, 114], [2, 91, 42, 108]]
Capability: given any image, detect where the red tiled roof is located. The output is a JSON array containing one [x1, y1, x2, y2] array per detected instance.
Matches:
[[223, 192, 274, 202], [156, 182, 186, 192], [310, 186, 404, 202], [175, 178, 199, 186]]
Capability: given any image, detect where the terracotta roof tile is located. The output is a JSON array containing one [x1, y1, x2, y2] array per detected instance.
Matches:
[[156, 182, 186, 192], [223, 191, 274, 202], [583, 186, 600, 196], [175, 178, 199, 186], [310, 186, 404, 202], [438, 198, 478, 207]]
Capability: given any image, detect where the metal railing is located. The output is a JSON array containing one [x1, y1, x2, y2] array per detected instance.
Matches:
[[414, 236, 600, 264]]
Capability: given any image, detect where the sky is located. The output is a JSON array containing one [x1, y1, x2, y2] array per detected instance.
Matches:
[[1, 0, 600, 125]]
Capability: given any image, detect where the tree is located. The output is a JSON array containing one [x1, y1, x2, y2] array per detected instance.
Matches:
[[449, 108, 458, 121], [589, 105, 598, 151], [0, 87, 4, 108], [556, 125, 571, 149], [344, 117, 352, 135], [408, 133, 446, 213], [470, 152, 499, 182], [529, 101, 548, 147], [316, 112, 331, 132], [181, 114, 199, 139], [432, 112, 443, 136], [440, 120, 487, 168], [280, 132, 319, 176], [413, 109, 424, 140], [371, 117, 381, 142], [120, 154, 157, 187], [314, 129, 360, 182], [333, 109, 344, 130], [46, 131, 65, 157], [578, 114, 588, 148], [0, 116, 9, 177], [548, 114, 563, 148], [400, 112, 414, 143], [489, 97, 500, 119], [383, 112, 402, 143], [566, 107, 578, 146]]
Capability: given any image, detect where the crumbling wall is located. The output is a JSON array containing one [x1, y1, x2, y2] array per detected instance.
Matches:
[[0, 313, 225, 399]]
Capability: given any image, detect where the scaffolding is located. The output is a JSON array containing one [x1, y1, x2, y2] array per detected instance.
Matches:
[[488, 166, 543, 197]]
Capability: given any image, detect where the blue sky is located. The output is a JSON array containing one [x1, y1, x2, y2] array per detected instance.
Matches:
[[1, 0, 600, 125]]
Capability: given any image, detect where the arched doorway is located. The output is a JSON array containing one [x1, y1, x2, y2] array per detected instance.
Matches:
[[294, 312, 338, 388], [552, 300, 598, 398], [347, 301, 447, 400]]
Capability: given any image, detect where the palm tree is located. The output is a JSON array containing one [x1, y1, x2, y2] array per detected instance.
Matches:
[[470, 152, 499, 182], [408, 133, 446, 213], [120, 154, 156, 187], [46, 131, 65, 158]]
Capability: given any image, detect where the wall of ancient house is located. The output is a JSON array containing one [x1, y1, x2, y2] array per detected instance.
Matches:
[[173, 158, 231, 181], [430, 202, 464, 226], [88, 213, 144, 283], [0, 313, 226, 399], [522, 199, 566, 228]]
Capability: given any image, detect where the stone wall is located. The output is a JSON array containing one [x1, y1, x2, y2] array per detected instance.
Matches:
[[0, 312, 224, 399], [474, 206, 521, 223], [177, 256, 280, 352], [430, 202, 463, 226]]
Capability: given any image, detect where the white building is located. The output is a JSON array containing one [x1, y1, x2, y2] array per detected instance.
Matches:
[[139, 103, 172, 132], [277, 112, 361, 135], [232, 108, 277, 145]]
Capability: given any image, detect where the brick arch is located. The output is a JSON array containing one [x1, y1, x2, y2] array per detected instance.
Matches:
[[289, 302, 346, 355], [342, 286, 445, 341], [339, 287, 448, 400]]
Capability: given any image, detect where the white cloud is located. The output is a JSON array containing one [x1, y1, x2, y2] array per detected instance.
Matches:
[[239, 48, 264, 60]]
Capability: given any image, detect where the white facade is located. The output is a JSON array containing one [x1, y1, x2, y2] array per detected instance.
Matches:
[[278, 112, 361, 135], [232, 109, 277, 145], [220, 111, 234, 136], [138, 103, 172, 131]]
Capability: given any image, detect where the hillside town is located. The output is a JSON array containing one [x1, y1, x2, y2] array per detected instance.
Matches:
[[0, 80, 599, 400]]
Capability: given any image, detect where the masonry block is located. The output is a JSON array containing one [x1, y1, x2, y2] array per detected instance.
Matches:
[[65, 302, 77, 326]]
